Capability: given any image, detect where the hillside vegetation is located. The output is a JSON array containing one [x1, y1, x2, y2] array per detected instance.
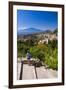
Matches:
[[17, 29, 58, 70]]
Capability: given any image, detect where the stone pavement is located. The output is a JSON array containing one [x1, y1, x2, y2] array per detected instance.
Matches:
[[22, 64, 36, 80], [17, 62, 58, 80]]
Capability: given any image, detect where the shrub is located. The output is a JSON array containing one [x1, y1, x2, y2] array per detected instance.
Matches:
[[30, 44, 48, 61], [44, 48, 58, 70]]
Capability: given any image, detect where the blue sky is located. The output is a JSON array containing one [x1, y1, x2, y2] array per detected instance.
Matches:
[[17, 10, 58, 31]]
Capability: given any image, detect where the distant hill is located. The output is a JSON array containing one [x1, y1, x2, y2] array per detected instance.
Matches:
[[17, 28, 52, 36], [53, 28, 57, 34], [44, 29, 52, 33], [17, 28, 43, 36]]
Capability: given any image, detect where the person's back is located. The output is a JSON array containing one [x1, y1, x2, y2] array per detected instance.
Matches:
[[27, 52, 31, 59], [27, 52, 31, 65]]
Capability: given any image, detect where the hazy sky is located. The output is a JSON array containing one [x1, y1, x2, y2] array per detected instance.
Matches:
[[17, 10, 58, 31]]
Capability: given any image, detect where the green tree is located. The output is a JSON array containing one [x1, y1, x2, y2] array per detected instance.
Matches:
[[30, 44, 48, 61]]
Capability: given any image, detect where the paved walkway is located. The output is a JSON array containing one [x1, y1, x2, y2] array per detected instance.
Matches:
[[36, 66, 57, 79], [17, 62, 21, 80], [17, 62, 58, 80], [22, 64, 36, 80]]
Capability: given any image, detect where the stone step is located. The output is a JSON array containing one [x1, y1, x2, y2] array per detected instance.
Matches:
[[17, 62, 21, 80], [36, 66, 57, 79], [17, 63, 58, 80], [22, 64, 36, 80]]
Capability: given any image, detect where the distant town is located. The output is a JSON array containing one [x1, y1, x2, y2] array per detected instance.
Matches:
[[17, 28, 57, 45]]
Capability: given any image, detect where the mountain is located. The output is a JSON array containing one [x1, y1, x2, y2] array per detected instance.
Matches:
[[17, 28, 54, 37], [17, 28, 43, 36], [53, 28, 57, 34], [44, 29, 52, 33]]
